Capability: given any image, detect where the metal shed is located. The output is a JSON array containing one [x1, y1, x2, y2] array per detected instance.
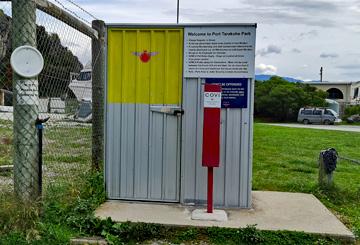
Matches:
[[105, 24, 256, 208]]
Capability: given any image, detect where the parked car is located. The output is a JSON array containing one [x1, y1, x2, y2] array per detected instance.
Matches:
[[347, 114, 360, 123], [297, 108, 341, 125]]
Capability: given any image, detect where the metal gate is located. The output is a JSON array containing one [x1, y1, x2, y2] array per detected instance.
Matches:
[[105, 27, 183, 202]]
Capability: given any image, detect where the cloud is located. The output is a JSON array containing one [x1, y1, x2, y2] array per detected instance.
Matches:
[[298, 30, 318, 39], [256, 64, 278, 75], [320, 53, 339, 58], [336, 64, 360, 69], [257, 45, 282, 56], [292, 48, 302, 53], [246, 0, 340, 12], [350, 4, 360, 13], [180, 7, 337, 27], [346, 24, 360, 33], [341, 71, 360, 77]]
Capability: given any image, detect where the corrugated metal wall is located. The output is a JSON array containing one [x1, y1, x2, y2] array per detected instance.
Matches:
[[106, 28, 183, 202], [106, 104, 181, 201], [181, 78, 253, 208], [105, 25, 254, 208], [107, 28, 183, 104]]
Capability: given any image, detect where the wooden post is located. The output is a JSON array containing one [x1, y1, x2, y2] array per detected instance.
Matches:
[[91, 20, 105, 171], [12, 0, 40, 200], [34, 0, 98, 39]]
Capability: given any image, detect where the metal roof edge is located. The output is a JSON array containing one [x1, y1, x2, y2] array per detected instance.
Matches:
[[105, 23, 257, 28]]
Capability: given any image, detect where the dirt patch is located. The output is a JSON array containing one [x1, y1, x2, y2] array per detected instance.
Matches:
[[0, 136, 12, 145]]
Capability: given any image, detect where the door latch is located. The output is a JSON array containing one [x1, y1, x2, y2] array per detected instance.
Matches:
[[150, 106, 184, 116], [173, 109, 185, 116]]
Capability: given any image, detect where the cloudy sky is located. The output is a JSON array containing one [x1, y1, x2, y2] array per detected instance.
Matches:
[[48, 0, 360, 81]]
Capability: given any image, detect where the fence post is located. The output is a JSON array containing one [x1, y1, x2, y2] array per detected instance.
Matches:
[[12, 0, 40, 200], [318, 151, 333, 187], [91, 20, 105, 170]]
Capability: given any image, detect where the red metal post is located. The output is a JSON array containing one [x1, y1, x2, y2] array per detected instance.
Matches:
[[202, 84, 221, 214], [207, 167, 214, 213]]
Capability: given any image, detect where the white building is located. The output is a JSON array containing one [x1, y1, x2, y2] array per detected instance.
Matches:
[[305, 81, 360, 104], [305, 81, 360, 115]]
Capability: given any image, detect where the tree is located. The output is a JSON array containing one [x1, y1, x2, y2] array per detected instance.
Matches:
[[37, 26, 83, 97], [255, 76, 327, 121], [0, 12, 83, 101]]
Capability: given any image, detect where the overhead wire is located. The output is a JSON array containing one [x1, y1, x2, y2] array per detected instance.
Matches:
[[63, 0, 98, 20]]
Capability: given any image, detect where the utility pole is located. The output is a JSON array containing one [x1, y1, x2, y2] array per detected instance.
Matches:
[[176, 0, 180, 24], [12, 0, 40, 200], [320, 67, 323, 83]]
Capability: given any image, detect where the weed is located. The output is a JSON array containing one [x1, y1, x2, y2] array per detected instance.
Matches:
[[175, 227, 199, 242], [0, 193, 41, 236]]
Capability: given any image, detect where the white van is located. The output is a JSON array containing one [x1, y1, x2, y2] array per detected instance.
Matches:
[[297, 108, 341, 125]]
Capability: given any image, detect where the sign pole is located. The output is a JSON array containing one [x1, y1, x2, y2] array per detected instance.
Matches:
[[176, 0, 180, 24], [207, 167, 214, 213], [202, 84, 221, 213]]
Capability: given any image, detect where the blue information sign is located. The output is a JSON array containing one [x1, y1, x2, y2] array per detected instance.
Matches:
[[206, 78, 248, 108]]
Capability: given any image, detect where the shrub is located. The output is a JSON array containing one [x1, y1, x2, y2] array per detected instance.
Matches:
[[344, 105, 360, 118], [255, 76, 327, 121]]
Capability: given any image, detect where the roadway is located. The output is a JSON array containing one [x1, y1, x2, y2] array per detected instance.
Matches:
[[263, 123, 360, 133]]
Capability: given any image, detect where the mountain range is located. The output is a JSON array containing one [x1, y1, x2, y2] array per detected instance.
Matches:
[[255, 74, 303, 83]]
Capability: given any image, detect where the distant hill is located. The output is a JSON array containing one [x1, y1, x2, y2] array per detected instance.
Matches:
[[255, 74, 303, 83]]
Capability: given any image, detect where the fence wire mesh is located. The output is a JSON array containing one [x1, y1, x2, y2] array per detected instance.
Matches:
[[0, 0, 98, 203], [0, 1, 14, 194]]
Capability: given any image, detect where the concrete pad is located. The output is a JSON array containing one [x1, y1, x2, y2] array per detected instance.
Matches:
[[95, 191, 354, 241], [191, 209, 228, 222]]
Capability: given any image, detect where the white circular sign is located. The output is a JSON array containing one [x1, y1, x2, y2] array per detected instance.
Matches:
[[10, 45, 44, 78]]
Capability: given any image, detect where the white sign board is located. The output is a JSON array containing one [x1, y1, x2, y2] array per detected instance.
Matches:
[[184, 26, 256, 78], [15, 80, 39, 105], [204, 92, 222, 108]]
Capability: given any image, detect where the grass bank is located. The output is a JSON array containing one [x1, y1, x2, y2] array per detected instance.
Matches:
[[253, 124, 360, 238]]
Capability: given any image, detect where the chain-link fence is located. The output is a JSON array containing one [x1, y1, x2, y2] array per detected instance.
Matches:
[[0, 0, 104, 204]]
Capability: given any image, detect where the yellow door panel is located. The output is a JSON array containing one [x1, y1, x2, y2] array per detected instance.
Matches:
[[107, 28, 183, 105]]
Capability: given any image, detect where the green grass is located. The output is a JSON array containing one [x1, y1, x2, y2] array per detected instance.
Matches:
[[0, 121, 94, 244], [0, 120, 359, 244], [253, 123, 360, 238], [0, 120, 12, 166]]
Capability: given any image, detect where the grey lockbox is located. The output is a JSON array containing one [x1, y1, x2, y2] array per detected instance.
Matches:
[[77, 101, 92, 118], [75, 99, 92, 123]]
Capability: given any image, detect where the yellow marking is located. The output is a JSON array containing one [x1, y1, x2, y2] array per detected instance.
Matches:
[[107, 28, 183, 104]]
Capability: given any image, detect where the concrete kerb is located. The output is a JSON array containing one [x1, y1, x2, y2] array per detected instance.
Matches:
[[95, 191, 355, 243]]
